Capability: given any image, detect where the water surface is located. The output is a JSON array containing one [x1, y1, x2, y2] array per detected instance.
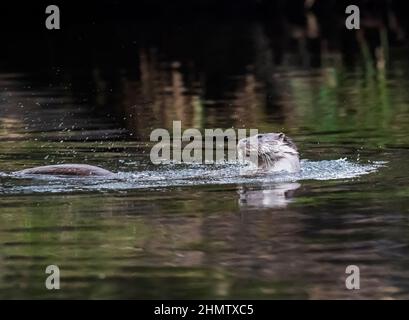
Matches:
[[1, 20, 409, 299]]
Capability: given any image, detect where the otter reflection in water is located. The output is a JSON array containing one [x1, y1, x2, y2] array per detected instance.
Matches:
[[238, 183, 301, 209], [15, 132, 300, 177]]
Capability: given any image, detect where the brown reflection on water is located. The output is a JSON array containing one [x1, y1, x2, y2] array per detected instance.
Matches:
[[2, 3, 409, 299], [71, 13, 408, 141], [120, 49, 203, 132]]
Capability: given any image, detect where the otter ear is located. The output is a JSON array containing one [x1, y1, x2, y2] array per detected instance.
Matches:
[[278, 132, 285, 141]]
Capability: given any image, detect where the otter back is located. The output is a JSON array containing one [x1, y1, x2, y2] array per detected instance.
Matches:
[[15, 164, 114, 177]]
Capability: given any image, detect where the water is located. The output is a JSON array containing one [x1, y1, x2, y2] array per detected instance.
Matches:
[[2, 19, 409, 299], [1, 159, 382, 194]]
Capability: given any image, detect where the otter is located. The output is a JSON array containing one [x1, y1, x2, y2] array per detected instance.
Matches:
[[15, 164, 115, 177], [15, 132, 299, 177], [237, 132, 300, 173]]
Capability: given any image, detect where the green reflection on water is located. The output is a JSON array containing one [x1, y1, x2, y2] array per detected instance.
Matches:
[[1, 47, 409, 299]]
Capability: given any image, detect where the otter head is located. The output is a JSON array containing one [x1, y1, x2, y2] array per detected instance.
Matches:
[[237, 132, 300, 173]]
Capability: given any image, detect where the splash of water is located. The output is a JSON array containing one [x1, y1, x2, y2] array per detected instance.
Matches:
[[0, 158, 384, 194]]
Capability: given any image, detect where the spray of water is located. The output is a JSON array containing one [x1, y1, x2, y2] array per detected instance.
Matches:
[[0, 158, 385, 194]]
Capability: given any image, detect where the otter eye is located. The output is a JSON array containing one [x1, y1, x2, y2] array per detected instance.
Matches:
[[257, 135, 262, 140]]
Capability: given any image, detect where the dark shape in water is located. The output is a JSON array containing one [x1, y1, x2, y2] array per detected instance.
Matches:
[[15, 164, 114, 177]]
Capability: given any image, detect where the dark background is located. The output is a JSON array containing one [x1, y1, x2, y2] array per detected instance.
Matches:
[[1, 1, 408, 80], [3, 0, 409, 133]]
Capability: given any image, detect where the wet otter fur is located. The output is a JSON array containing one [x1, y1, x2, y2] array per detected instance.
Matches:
[[15, 132, 300, 177], [15, 164, 114, 177], [237, 132, 300, 173]]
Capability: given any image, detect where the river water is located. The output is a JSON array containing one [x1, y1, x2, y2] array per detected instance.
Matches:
[[1, 20, 409, 299]]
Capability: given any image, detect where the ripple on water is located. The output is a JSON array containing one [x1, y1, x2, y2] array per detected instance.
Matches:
[[0, 159, 385, 194]]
